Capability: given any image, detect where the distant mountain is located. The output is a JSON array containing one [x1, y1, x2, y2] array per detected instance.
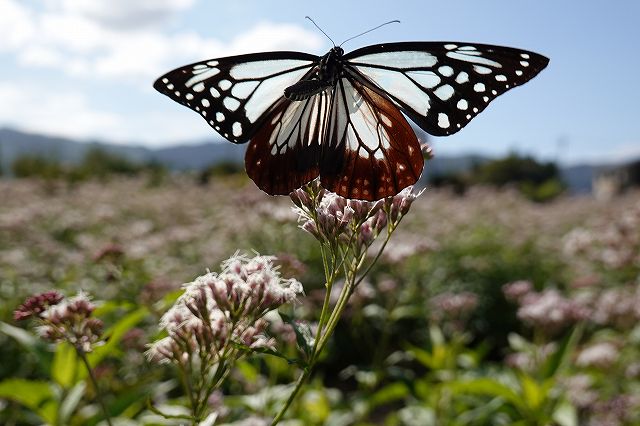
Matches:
[[0, 127, 612, 194], [0, 128, 244, 172]]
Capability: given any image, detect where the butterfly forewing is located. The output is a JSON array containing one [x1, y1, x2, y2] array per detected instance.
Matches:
[[344, 42, 549, 136], [245, 92, 330, 195], [321, 77, 423, 200], [153, 52, 318, 143]]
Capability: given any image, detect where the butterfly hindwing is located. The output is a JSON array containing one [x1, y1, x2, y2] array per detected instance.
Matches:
[[320, 76, 423, 200], [344, 42, 549, 136], [245, 92, 330, 195], [154, 52, 318, 143]]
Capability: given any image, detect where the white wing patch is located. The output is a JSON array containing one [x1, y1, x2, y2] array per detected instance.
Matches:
[[154, 54, 317, 144], [229, 59, 313, 79], [266, 92, 329, 155], [346, 42, 548, 136], [353, 51, 437, 68], [244, 67, 310, 123]]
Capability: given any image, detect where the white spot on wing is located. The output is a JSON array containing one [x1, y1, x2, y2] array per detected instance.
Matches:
[[521, 53, 530, 59], [438, 66, 454, 77], [438, 113, 450, 129], [232, 122, 242, 137], [201, 98, 210, 107], [455, 72, 469, 84], [193, 83, 205, 92], [495, 74, 507, 82], [474, 83, 485, 92], [218, 80, 232, 91], [473, 65, 492, 74], [434, 84, 454, 101], [445, 44, 457, 50], [210, 87, 220, 98], [515, 70, 523, 76], [185, 93, 194, 100], [457, 99, 468, 110], [216, 112, 225, 122], [223, 97, 240, 111]]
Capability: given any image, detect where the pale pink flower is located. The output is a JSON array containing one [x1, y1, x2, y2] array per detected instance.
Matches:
[[576, 341, 619, 369]]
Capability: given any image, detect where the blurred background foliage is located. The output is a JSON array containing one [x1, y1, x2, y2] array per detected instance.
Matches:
[[1, 168, 639, 425]]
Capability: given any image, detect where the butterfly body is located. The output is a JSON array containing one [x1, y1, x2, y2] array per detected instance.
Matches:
[[285, 46, 344, 101], [155, 41, 548, 200]]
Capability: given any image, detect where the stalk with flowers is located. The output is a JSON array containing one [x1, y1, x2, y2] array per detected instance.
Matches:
[[146, 253, 303, 424], [14, 291, 112, 426], [270, 180, 423, 424]]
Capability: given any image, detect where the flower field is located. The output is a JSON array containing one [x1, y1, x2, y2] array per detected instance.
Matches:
[[1, 176, 639, 425]]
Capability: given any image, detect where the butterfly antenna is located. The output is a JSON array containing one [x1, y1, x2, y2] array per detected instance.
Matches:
[[305, 16, 336, 47], [339, 20, 400, 47]]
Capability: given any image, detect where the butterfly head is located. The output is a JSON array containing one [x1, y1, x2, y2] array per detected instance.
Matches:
[[331, 46, 344, 57]]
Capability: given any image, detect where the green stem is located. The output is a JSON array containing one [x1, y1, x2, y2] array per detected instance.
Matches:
[[269, 366, 313, 426], [77, 349, 113, 426]]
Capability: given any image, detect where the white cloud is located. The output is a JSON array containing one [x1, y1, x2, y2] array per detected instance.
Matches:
[[0, 82, 122, 140], [0, 0, 325, 144], [0, 0, 324, 82], [0, 0, 36, 51], [58, 0, 196, 29]]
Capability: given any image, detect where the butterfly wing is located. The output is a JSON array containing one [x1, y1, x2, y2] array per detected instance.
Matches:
[[320, 76, 423, 200], [154, 52, 318, 143], [344, 42, 549, 136], [245, 91, 330, 195]]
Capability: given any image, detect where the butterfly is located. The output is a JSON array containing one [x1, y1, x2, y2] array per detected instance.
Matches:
[[154, 35, 548, 200]]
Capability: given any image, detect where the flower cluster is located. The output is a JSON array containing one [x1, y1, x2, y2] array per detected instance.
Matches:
[[14, 290, 64, 320], [147, 253, 302, 365], [502, 283, 589, 334], [15, 291, 104, 353], [291, 180, 422, 250]]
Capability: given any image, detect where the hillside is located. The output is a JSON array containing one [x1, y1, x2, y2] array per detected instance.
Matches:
[[0, 127, 600, 193]]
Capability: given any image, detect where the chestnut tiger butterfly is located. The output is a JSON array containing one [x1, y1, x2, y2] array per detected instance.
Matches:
[[154, 19, 548, 200]]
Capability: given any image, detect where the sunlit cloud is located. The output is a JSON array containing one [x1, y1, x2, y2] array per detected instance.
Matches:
[[0, 82, 122, 140], [0, 0, 324, 82]]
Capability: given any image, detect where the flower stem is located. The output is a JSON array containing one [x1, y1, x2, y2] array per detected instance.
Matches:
[[77, 349, 113, 426], [270, 364, 312, 426]]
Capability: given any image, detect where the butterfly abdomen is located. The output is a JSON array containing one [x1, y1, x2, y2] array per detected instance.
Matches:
[[284, 79, 333, 101]]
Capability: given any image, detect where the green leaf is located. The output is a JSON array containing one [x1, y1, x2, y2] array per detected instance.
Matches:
[[52, 342, 78, 388], [407, 345, 434, 369], [389, 305, 423, 321], [235, 360, 260, 383], [59, 382, 86, 424], [368, 382, 409, 409], [0, 378, 57, 424], [231, 342, 306, 367], [518, 373, 545, 411], [553, 400, 578, 426], [541, 324, 583, 379], [279, 312, 314, 360], [447, 378, 525, 412], [85, 307, 148, 370], [0, 321, 39, 348]]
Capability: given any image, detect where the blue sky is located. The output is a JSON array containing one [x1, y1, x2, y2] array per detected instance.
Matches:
[[0, 0, 638, 165]]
